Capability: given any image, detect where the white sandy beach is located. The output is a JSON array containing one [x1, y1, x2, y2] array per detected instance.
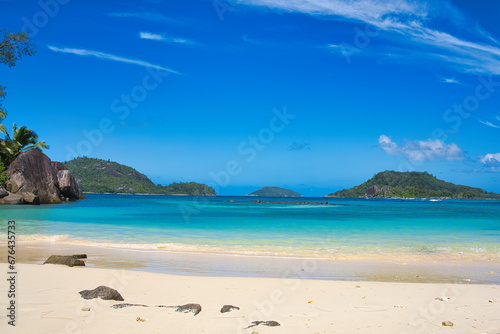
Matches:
[[2, 263, 500, 334]]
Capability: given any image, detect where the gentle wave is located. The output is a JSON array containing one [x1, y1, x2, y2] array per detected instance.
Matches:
[[14, 233, 500, 262]]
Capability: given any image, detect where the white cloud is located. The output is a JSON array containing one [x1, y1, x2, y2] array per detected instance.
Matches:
[[480, 153, 500, 172], [479, 120, 500, 129], [139, 32, 195, 45], [236, 0, 500, 74], [140, 32, 164, 41], [378, 135, 464, 161], [437, 76, 461, 84], [481, 153, 500, 164], [327, 43, 361, 57], [47, 46, 180, 74]]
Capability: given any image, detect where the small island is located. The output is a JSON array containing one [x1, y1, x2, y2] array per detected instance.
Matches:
[[65, 157, 216, 196], [328, 171, 500, 199], [247, 186, 302, 197]]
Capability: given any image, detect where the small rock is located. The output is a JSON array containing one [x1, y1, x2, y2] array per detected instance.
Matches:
[[246, 321, 280, 329], [44, 255, 85, 267], [489, 298, 499, 303], [111, 303, 147, 309], [220, 305, 240, 313], [136, 317, 145, 322], [435, 297, 452, 301], [464, 279, 471, 282], [394, 305, 403, 308], [308, 301, 313, 304], [81, 308, 90, 312], [442, 321, 454, 326], [175, 303, 202, 316], [72, 254, 88, 259], [79, 286, 124, 301]]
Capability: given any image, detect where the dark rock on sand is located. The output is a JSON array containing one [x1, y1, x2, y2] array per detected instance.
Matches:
[[71, 254, 88, 259], [111, 303, 148, 309], [110, 302, 201, 316], [220, 305, 240, 313], [79, 286, 124, 301], [246, 320, 281, 329], [174, 303, 202, 316], [43, 255, 86, 267]]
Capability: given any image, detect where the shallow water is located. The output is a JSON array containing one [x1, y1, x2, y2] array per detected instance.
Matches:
[[1, 194, 499, 262]]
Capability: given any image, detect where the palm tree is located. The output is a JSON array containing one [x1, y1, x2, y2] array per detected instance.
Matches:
[[0, 118, 5, 136], [0, 108, 6, 135], [0, 123, 48, 164]]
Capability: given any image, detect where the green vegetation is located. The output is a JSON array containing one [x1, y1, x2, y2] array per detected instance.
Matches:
[[0, 161, 6, 185], [1, 30, 43, 169], [64, 157, 216, 195], [0, 124, 48, 165], [0, 30, 36, 134], [329, 171, 500, 199], [248, 186, 302, 197]]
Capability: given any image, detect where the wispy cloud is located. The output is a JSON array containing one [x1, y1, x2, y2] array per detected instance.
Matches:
[[236, 0, 500, 74], [437, 76, 461, 84], [379, 135, 464, 161], [479, 120, 500, 129], [327, 43, 361, 57], [47, 46, 180, 74], [242, 34, 260, 45], [108, 12, 182, 24], [139, 32, 196, 45], [480, 153, 500, 172]]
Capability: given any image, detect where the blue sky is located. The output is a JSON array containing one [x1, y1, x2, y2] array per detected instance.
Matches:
[[1, 0, 500, 196]]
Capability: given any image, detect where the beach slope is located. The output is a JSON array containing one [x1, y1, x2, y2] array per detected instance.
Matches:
[[2, 264, 500, 333]]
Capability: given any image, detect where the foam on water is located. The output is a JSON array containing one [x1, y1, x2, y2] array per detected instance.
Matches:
[[2, 194, 499, 263]]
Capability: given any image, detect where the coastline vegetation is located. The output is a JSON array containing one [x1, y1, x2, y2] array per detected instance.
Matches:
[[64, 157, 216, 195], [329, 171, 500, 199]]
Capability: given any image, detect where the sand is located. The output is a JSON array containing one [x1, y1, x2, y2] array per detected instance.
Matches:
[[1, 263, 500, 333]]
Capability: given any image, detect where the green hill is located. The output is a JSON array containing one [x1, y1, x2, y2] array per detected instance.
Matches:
[[64, 157, 216, 195], [328, 171, 500, 199], [248, 186, 302, 197]]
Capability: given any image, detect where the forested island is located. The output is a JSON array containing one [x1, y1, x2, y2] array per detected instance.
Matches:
[[247, 186, 302, 197], [329, 171, 500, 199], [65, 157, 216, 195]]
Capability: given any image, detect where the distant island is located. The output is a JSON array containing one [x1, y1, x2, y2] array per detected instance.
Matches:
[[247, 186, 302, 197], [64, 157, 216, 196], [328, 171, 500, 199]]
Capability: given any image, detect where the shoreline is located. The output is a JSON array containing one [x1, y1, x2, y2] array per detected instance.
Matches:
[[4, 240, 500, 285], [2, 263, 500, 333]]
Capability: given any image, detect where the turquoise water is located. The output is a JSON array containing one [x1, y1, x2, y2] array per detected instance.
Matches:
[[1, 194, 500, 261]]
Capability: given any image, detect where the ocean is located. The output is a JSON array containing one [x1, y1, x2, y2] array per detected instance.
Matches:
[[1, 194, 499, 262]]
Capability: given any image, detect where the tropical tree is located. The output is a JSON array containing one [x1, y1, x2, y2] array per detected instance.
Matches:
[[0, 123, 48, 164], [0, 30, 36, 133]]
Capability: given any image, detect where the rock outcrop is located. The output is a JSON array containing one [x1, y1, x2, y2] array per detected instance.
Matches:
[[43, 254, 87, 267], [365, 186, 390, 198], [0, 149, 85, 205], [220, 305, 240, 313], [79, 286, 124, 301], [0, 186, 8, 198]]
